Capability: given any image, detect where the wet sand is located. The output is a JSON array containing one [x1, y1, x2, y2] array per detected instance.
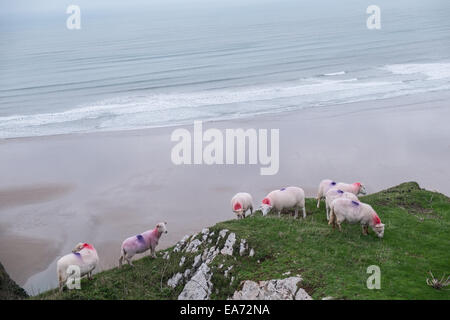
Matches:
[[0, 91, 449, 294]]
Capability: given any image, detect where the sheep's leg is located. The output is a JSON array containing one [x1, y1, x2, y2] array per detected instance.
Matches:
[[338, 223, 342, 232], [316, 196, 320, 208], [278, 210, 281, 218], [151, 247, 156, 258], [363, 225, 369, 235], [302, 206, 306, 219], [58, 280, 64, 293], [127, 257, 134, 267], [88, 272, 92, 280], [250, 206, 253, 216], [294, 208, 298, 219], [326, 203, 329, 220], [119, 255, 123, 267]]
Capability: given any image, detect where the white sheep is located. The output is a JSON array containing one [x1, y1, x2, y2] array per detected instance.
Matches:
[[260, 186, 306, 219], [316, 179, 366, 208], [56, 243, 99, 292], [316, 179, 338, 208], [231, 192, 253, 219], [324, 189, 359, 221], [119, 222, 168, 267], [329, 198, 385, 238]]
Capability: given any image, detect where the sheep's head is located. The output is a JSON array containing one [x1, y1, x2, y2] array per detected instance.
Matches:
[[72, 242, 85, 253], [157, 222, 168, 234], [233, 202, 244, 217], [72, 242, 94, 252], [260, 204, 272, 216], [356, 183, 367, 195], [373, 223, 385, 238]]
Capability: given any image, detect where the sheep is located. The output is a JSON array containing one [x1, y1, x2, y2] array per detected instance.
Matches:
[[316, 179, 366, 208], [260, 186, 306, 219], [316, 179, 338, 208], [231, 192, 253, 219], [56, 242, 99, 292], [334, 182, 366, 196], [324, 189, 359, 221], [329, 198, 385, 238], [119, 222, 168, 267]]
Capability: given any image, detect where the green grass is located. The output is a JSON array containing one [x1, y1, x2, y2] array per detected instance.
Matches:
[[36, 182, 450, 300]]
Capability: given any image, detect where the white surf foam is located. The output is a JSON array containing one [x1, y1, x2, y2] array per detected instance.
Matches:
[[383, 63, 450, 80]]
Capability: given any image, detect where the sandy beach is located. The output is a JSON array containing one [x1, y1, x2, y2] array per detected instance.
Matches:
[[0, 91, 449, 294]]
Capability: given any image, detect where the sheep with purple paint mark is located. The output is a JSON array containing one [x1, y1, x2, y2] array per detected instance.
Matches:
[[56, 242, 99, 292], [329, 198, 385, 238], [119, 222, 168, 267], [324, 189, 359, 221], [231, 192, 253, 219], [260, 186, 306, 219], [316, 179, 366, 208]]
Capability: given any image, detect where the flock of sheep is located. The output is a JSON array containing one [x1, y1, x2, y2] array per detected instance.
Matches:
[[231, 179, 385, 239], [56, 179, 385, 292]]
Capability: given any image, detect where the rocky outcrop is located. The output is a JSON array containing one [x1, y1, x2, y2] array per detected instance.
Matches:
[[231, 277, 312, 300], [0, 262, 28, 300], [163, 228, 312, 300], [178, 263, 213, 300]]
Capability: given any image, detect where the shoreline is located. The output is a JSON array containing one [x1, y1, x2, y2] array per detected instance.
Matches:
[[1, 91, 449, 294]]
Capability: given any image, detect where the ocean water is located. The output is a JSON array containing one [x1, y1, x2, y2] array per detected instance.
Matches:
[[1, 0, 450, 139]]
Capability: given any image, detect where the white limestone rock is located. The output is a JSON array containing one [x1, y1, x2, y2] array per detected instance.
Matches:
[[167, 273, 183, 288], [178, 263, 213, 300], [231, 277, 312, 300], [221, 232, 236, 256]]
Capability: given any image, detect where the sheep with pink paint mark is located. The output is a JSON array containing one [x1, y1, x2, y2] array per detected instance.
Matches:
[[56, 242, 99, 292], [260, 186, 306, 219], [329, 198, 385, 238], [316, 179, 366, 208], [231, 192, 253, 219], [119, 222, 168, 267], [324, 189, 359, 221]]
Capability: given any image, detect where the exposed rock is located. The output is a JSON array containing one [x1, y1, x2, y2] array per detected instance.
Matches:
[[193, 254, 202, 269], [219, 229, 229, 238], [163, 251, 170, 260], [282, 271, 291, 276], [179, 256, 186, 267], [231, 277, 312, 300], [201, 228, 210, 241], [184, 269, 191, 278], [0, 262, 28, 300], [173, 235, 190, 252], [178, 263, 212, 300], [295, 288, 312, 300], [184, 239, 202, 253], [221, 232, 236, 256], [203, 246, 219, 265], [239, 239, 248, 256], [249, 248, 255, 257], [167, 272, 183, 288]]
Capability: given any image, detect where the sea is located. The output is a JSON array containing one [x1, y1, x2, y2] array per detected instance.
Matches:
[[1, 0, 449, 139]]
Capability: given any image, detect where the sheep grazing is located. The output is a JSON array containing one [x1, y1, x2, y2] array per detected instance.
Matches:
[[231, 192, 253, 219], [334, 182, 366, 196], [119, 222, 168, 267], [316, 179, 366, 208], [324, 189, 359, 221], [316, 179, 338, 208], [329, 198, 385, 238], [260, 186, 306, 219], [56, 242, 99, 292]]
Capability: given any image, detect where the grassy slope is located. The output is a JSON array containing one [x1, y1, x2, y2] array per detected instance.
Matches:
[[36, 182, 450, 300]]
